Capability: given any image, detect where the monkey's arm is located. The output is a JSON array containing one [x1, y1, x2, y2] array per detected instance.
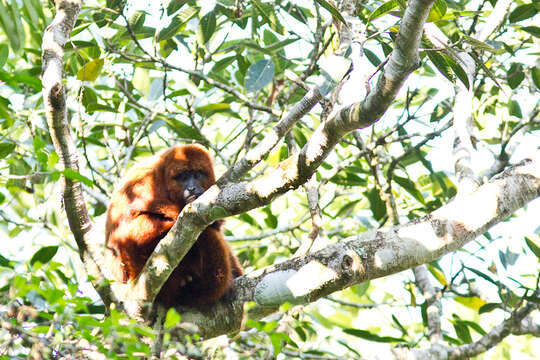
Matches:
[[106, 188, 181, 281]]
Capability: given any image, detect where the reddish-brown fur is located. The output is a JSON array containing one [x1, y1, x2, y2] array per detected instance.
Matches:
[[105, 144, 242, 307]]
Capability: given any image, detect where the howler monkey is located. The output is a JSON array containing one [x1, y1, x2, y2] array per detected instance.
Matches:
[[105, 144, 242, 307]]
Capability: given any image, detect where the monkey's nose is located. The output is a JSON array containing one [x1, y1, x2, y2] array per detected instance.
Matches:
[[184, 188, 202, 202]]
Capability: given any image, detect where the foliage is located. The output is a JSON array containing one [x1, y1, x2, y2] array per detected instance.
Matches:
[[0, 0, 539, 359]]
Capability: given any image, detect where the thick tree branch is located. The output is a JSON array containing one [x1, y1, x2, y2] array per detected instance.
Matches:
[[41, 0, 114, 307], [168, 151, 540, 339]]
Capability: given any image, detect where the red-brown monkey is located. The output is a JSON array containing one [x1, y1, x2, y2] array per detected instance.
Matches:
[[105, 144, 242, 307]]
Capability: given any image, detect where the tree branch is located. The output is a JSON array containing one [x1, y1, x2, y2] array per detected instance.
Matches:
[[448, 302, 538, 359], [169, 152, 540, 338], [425, 0, 513, 195], [41, 0, 114, 307]]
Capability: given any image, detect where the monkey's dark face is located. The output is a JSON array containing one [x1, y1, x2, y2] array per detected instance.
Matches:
[[175, 170, 207, 203], [162, 144, 216, 206]]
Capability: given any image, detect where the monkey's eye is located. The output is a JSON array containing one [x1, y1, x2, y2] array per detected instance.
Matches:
[[194, 171, 206, 180], [174, 170, 206, 182], [174, 172, 188, 181]]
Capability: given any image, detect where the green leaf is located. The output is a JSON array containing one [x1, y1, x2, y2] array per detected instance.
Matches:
[[48, 152, 59, 169], [295, 326, 307, 342], [464, 266, 500, 286], [434, 0, 447, 17], [439, 11, 476, 21], [365, 188, 386, 221], [509, 4, 537, 23], [81, 86, 98, 109], [426, 0, 447, 22], [157, 17, 184, 42], [454, 296, 486, 311], [456, 320, 486, 336], [444, 54, 469, 89], [426, 50, 453, 81], [364, 48, 381, 67], [167, 0, 188, 15], [244, 59, 274, 92], [161, 117, 203, 141], [237, 213, 261, 228], [10, 0, 26, 51], [62, 169, 94, 187], [392, 314, 408, 336], [30, 246, 59, 266], [462, 35, 500, 53], [532, 67, 540, 90], [0, 253, 13, 268], [86, 103, 118, 113], [107, 0, 124, 10], [335, 199, 360, 218], [293, 127, 308, 147], [128, 10, 146, 30], [368, 0, 399, 22], [269, 332, 287, 354], [329, 170, 366, 186], [134, 326, 155, 338], [158, 6, 198, 41], [0, 2, 16, 52], [315, 0, 349, 29], [520, 26, 540, 38], [195, 103, 232, 117], [0, 142, 15, 158], [394, 175, 425, 204], [77, 58, 104, 81], [427, 263, 447, 286], [252, 0, 281, 33], [198, 11, 216, 44], [211, 55, 236, 73], [264, 38, 299, 53], [453, 322, 472, 343], [507, 63, 524, 89], [13, 74, 42, 91], [525, 237, 540, 260], [343, 328, 405, 343], [33, 136, 46, 151], [354, 281, 370, 297], [508, 100, 522, 118], [164, 308, 181, 329], [262, 320, 278, 333], [479, 302, 501, 314], [0, 44, 8, 68], [262, 207, 278, 229], [21, 0, 41, 32]]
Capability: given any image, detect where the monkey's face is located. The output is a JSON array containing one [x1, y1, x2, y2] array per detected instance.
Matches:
[[162, 145, 216, 207], [175, 170, 207, 203], [168, 168, 214, 206]]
